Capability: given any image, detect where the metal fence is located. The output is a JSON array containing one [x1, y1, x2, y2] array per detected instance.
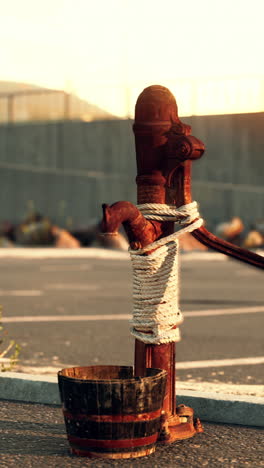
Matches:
[[0, 75, 263, 123], [0, 89, 71, 123], [0, 88, 115, 124], [80, 75, 264, 118]]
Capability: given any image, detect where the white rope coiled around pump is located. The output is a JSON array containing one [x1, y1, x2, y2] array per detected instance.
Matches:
[[129, 201, 203, 345]]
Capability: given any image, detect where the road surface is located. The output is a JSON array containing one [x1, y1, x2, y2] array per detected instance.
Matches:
[[0, 250, 263, 396]]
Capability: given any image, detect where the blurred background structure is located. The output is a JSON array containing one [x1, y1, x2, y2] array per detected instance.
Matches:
[[0, 81, 115, 123], [0, 0, 263, 239], [0, 81, 263, 234], [1, 76, 264, 123]]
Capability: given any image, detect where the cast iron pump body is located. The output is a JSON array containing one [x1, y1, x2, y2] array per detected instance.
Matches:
[[101, 85, 264, 443]]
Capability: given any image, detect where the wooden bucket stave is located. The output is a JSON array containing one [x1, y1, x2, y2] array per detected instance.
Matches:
[[58, 365, 167, 459]]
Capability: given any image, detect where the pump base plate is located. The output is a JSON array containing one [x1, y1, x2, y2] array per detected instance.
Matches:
[[158, 405, 203, 444]]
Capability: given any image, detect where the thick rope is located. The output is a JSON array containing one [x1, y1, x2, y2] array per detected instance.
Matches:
[[129, 202, 203, 345], [137, 201, 200, 223]]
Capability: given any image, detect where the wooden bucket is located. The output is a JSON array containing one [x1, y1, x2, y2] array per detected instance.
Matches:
[[58, 365, 167, 459]]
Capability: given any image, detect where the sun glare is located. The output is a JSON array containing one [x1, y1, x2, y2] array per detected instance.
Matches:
[[1, 0, 264, 117]]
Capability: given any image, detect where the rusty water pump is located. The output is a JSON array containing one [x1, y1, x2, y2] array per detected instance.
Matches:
[[101, 85, 264, 443]]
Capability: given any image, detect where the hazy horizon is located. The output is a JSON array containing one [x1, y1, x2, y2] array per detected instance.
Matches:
[[1, 0, 264, 117]]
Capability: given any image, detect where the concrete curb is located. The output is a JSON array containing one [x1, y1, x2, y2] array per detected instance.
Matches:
[[0, 247, 129, 260], [0, 372, 263, 427], [0, 372, 60, 406], [0, 247, 231, 261], [177, 390, 264, 427]]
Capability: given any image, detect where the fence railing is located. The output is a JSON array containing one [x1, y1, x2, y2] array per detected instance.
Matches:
[[0, 76, 263, 123]]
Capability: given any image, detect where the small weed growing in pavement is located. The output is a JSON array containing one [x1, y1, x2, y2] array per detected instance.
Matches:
[[0, 306, 21, 371]]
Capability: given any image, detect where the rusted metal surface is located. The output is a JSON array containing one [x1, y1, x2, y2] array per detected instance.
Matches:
[[133, 85, 206, 441], [101, 201, 158, 249], [192, 226, 264, 269], [101, 85, 264, 444]]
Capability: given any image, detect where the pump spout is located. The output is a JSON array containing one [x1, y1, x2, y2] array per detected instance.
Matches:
[[100, 201, 160, 250]]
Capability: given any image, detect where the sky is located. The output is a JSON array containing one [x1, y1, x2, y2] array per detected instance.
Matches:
[[1, 0, 264, 117]]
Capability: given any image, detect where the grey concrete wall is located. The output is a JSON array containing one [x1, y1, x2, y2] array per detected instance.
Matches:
[[0, 120, 137, 227], [0, 113, 263, 230], [185, 113, 264, 230]]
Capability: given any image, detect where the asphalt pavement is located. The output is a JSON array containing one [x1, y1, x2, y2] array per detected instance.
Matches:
[[0, 249, 263, 467], [0, 250, 263, 395], [0, 400, 263, 468]]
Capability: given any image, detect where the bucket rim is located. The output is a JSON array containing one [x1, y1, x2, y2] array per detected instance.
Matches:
[[58, 365, 167, 384]]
